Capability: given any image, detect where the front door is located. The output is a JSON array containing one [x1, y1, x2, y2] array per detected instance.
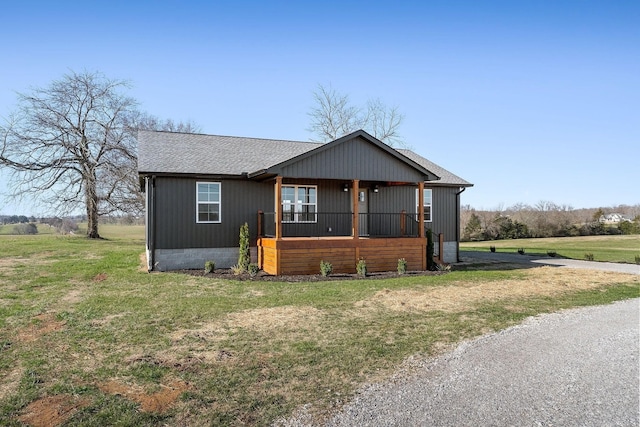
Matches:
[[358, 189, 369, 236]]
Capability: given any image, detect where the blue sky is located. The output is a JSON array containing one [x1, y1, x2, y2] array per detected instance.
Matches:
[[1, 0, 638, 215]]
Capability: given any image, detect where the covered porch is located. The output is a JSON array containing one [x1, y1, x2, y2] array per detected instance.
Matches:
[[256, 177, 429, 275]]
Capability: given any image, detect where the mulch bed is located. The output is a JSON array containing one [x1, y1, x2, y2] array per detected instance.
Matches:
[[178, 268, 446, 282]]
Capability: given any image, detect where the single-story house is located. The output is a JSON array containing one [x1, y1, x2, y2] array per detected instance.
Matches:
[[137, 129, 472, 275], [599, 213, 632, 224]]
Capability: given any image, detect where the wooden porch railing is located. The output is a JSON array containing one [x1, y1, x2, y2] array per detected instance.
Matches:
[[257, 211, 420, 238]]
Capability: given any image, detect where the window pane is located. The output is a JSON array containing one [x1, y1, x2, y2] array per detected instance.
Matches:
[[296, 187, 307, 203], [198, 203, 219, 222], [424, 207, 431, 221], [282, 203, 294, 222], [282, 187, 295, 201], [424, 189, 432, 204], [210, 187, 219, 202]]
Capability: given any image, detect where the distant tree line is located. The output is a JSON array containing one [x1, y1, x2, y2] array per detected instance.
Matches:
[[1, 215, 36, 224], [461, 202, 640, 241], [1, 213, 143, 236]]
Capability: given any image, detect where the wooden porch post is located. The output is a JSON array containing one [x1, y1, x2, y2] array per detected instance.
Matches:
[[352, 180, 360, 267], [257, 210, 263, 270], [275, 176, 283, 241], [351, 179, 359, 239], [418, 181, 425, 238], [274, 176, 283, 275], [418, 182, 427, 271]]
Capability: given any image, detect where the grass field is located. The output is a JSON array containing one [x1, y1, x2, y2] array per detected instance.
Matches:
[[1, 228, 638, 426], [460, 235, 640, 264]]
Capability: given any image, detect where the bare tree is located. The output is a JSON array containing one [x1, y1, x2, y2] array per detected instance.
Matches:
[[0, 71, 140, 238], [307, 84, 405, 146], [1, 71, 201, 238], [126, 112, 201, 135]]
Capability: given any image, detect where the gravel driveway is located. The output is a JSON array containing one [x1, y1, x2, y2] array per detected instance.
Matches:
[[280, 298, 640, 426]]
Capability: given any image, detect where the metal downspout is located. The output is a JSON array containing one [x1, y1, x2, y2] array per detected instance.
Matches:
[[455, 187, 466, 262], [150, 176, 157, 271]]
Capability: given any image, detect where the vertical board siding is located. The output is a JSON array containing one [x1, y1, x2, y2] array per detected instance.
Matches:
[[428, 186, 457, 238], [155, 177, 273, 249], [280, 136, 426, 182]]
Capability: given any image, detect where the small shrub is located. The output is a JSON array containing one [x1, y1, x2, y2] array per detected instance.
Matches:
[[397, 258, 407, 275], [426, 229, 435, 270], [547, 251, 557, 257], [584, 253, 594, 261], [12, 223, 38, 235], [204, 260, 215, 274], [489, 246, 496, 253], [356, 258, 367, 277], [231, 264, 244, 275], [320, 260, 333, 277], [238, 222, 250, 273], [248, 263, 259, 277], [635, 255, 640, 265], [517, 248, 525, 255]]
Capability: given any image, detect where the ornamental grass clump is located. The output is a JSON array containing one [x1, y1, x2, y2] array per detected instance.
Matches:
[[248, 263, 259, 278], [204, 260, 215, 274], [397, 258, 407, 275], [320, 260, 333, 277], [356, 258, 367, 277]]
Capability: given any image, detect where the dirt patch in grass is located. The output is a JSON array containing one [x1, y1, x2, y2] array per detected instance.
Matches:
[[92, 273, 108, 282], [171, 305, 324, 343], [139, 252, 148, 272], [17, 313, 66, 342], [0, 257, 30, 274], [0, 365, 24, 401], [90, 312, 129, 327], [98, 378, 190, 413], [226, 305, 324, 332], [361, 266, 638, 313], [17, 394, 91, 427], [0, 253, 57, 272], [60, 288, 84, 304]]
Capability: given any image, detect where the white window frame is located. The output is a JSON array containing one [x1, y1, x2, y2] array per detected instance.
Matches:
[[281, 185, 317, 223], [416, 188, 433, 222], [196, 182, 221, 223]]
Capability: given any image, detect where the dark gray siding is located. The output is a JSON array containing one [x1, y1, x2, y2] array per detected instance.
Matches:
[[428, 186, 458, 240], [151, 176, 461, 249], [277, 136, 426, 182], [154, 177, 273, 249]]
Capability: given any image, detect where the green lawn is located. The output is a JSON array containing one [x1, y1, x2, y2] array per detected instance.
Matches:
[[0, 223, 56, 236], [1, 229, 638, 426], [460, 235, 640, 264]]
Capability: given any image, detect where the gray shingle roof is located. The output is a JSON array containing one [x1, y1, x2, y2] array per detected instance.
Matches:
[[137, 130, 472, 186], [398, 149, 473, 187]]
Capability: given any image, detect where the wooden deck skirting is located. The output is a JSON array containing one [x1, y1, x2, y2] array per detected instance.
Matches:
[[257, 236, 427, 276]]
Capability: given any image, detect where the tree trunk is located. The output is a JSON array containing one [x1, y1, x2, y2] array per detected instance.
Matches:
[[85, 176, 101, 239]]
